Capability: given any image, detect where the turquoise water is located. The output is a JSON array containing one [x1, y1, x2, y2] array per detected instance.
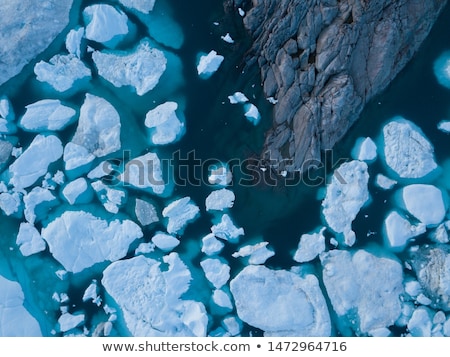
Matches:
[[1, 0, 450, 337]]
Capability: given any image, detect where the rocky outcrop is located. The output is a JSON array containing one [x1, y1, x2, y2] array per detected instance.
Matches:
[[228, 0, 448, 172], [0, 0, 74, 86]]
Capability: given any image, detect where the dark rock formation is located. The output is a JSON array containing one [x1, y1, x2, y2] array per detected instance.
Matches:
[[228, 0, 448, 172]]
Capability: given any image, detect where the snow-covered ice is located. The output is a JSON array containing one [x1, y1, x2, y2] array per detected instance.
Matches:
[[211, 214, 244, 243], [244, 103, 261, 125], [222, 315, 242, 336], [208, 163, 232, 186], [58, 312, 85, 333], [41, 211, 143, 273], [19, 99, 77, 132], [197, 51, 224, 78], [91, 180, 126, 214], [205, 188, 235, 211], [118, 0, 155, 13], [201, 233, 225, 256], [152, 232, 180, 252], [437, 120, 450, 133], [212, 289, 233, 312], [230, 265, 331, 336], [221, 33, 234, 44], [23, 187, 57, 224], [65, 27, 85, 59], [144, 102, 185, 144], [0, 96, 16, 133], [232, 242, 274, 265], [383, 210, 426, 250], [16, 222, 46, 257], [162, 197, 200, 234], [62, 177, 91, 205], [135, 198, 159, 226], [200, 258, 230, 289], [82, 280, 101, 306], [293, 227, 326, 263], [407, 307, 433, 337], [93, 40, 167, 95], [228, 92, 248, 104], [351, 137, 377, 162], [375, 174, 397, 190], [0, 192, 21, 216], [63, 142, 95, 173]]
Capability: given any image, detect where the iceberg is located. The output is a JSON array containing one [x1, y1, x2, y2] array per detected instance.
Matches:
[[230, 265, 331, 336], [63, 142, 95, 173], [134, 198, 159, 226], [19, 99, 77, 132], [65, 27, 85, 59], [200, 258, 230, 289], [16, 222, 46, 257], [162, 197, 200, 234], [205, 188, 235, 211], [383, 210, 426, 250], [118, 0, 155, 13], [221, 33, 234, 44], [437, 120, 450, 133], [320, 249, 404, 334], [82, 280, 101, 306], [433, 51, 450, 89], [145, 102, 185, 145], [41, 210, 143, 273], [321, 160, 369, 246], [382, 117, 437, 179], [197, 50, 224, 78], [351, 137, 377, 162], [0, 96, 16, 134], [211, 214, 244, 243], [293, 227, 326, 263], [201, 233, 225, 256], [34, 54, 91, 93], [58, 313, 85, 333], [375, 174, 397, 190], [93, 40, 167, 95], [208, 163, 232, 186], [8, 134, 63, 189], [212, 289, 233, 312], [407, 307, 433, 337], [62, 177, 92, 205], [0, 192, 21, 216], [91, 180, 126, 214], [23, 187, 58, 224], [244, 103, 261, 125], [228, 92, 248, 104], [222, 316, 242, 336], [152, 232, 180, 252], [232, 242, 275, 265]]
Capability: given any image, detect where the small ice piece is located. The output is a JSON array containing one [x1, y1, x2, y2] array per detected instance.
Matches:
[[200, 258, 230, 289], [87, 161, 114, 180], [222, 316, 242, 336], [232, 242, 274, 265], [135, 242, 155, 255], [407, 307, 432, 337], [405, 279, 422, 299], [8, 134, 63, 189], [0, 96, 16, 134], [434, 311, 446, 325], [71, 94, 121, 158], [83, 4, 129, 47], [238, 8, 245, 17], [201, 233, 225, 256], [205, 189, 235, 211], [434, 51, 450, 89], [19, 99, 77, 132], [375, 174, 397, 190], [135, 198, 159, 226], [267, 97, 278, 104], [221, 33, 234, 44], [144, 102, 185, 144], [41, 210, 143, 273], [93, 40, 167, 95], [0, 275, 42, 336], [399, 184, 446, 226], [91, 180, 126, 214], [118, 0, 155, 13], [65, 27, 85, 58], [63, 143, 95, 173], [369, 328, 391, 337], [351, 137, 377, 162], [120, 152, 165, 195], [24, 187, 57, 224], [321, 160, 369, 246], [431, 223, 449, 244], [383, 210, 426, 250], [382, 117, 437, 179], [228, 92, 248, 104], [0, 192, 21, 216], [211, 214, 244, 243], [34, 54, 91, 93], [416, 293, 432, 306], [438, 120, 450, 133], [83, 280, 101, 306], [152, 232, 180, 252], [230, 265, 331, 336], [162, 197, 200, 234], [197, 50, 224, 78], [58, 313, 85, 333], [293, 227, 326, 263], [320, 249, 404, 334], [244, 103, 261, 125], [212, 289, 233, 311], [16, 222, 46, 256], [208, 163, 232, 186], [62, 178, 92, 205]]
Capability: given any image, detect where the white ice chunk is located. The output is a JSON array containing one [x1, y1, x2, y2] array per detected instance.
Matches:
[[434, 51, 450, 89], [200, 258, 230, 289], [62, 178, 90, 205], [135, 242, 155, 255], [19, 99, 76, 132], [162, 197, 200, 234], [201, 233, 225, 256], [212, 289, 233, 311], [197, 50, 224, 78], [0, 192, 21, 216], [228, 92, 248, 104], [244, 103, 261, 125], [375, 174, 397, 190], [0, 96, 14, 121], [0, 275, 42, 336], [320, 249, 403, 334], [405, 279, 422, 299], [293, 227, 326, 263], [211, 214, 244, 243], [58, 313, 85, 333], [34, 54, 91, 92], [152, 232, 180, 252], [382, 117, 437, 179], [222, 316, 241, 336], [93, 40, 167, 95], [431, 223, 450, 244], [9, 134, 63, 189], [83, 280, 101, 306], [205, 189, 235, 211], [135, 198, 159, 226], [87, 161, 114, 180], [400, 184, 446, 226], [41, 211, 143, 273], [23, 187, 57, 224], [438, 120, 450, 133], [230, 265, 331, 336], [321, 160, 369, 246], [83, 4, 129, 47], [63, 142, 95, 172], [65, 27, 85, 58], [232, 242, 274, 265], [383, 210, 426, 250], [16, 222, 46, 256], [208, 163, 232, 186], [407, 307, 432, 337], [118, 0, 155, 13], [144, 102, 185, 144], [351, 137, 377, 162], [221, 33, 234, 44], [91, 180, 126, 214], [71, 94, 121, 158], [238, 8, 245, 16]]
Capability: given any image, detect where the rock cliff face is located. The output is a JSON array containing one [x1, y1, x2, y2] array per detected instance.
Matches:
[[228, 0, 448, 172]]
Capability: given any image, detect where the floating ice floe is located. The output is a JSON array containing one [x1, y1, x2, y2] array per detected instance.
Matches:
[[91, 180, 126, 214], [41, 210, 143, 273], [16, 222, 46, 257], [293, 227, 326, 263], [162, 197, 200, 235], [211, 214, 244, 243], [83, 4, 130, 48], [65, 27, 85, 59], [205, 188, 235, 211], [351, 137, 377, 162], [152, 232, 180, 252], [375, 174, 397, 190], [230, 265, 331, 336], [221, 33, 234, 44], [118, 0, 155, 13], [34, 54, 91, 93], [383, 210, 426, 250], [134, 198, 159, 226], [232, 242, 274, 265], [0, 96, 16, 134], [0, 191, 21, 216], [382, 117, 438, 179], [93, 40, 167, 96], [101, 253, 208, 336], [144, 102, 185, 144], [321, 160, 369, 246], [208, 163, 232, 186], [228, 92, 248, 104], [320, 248, 404, 335], [63, 143, 95, 174], [62, 177, 92, 205], [407, 307, 433, 337], [9, 134, 63, 189], [437, 120, 450, 133], [82, 280, 101, 306], [222, 315, 242, 336], [19, 99, 77, 132], [200, 258, 230, 289], [431, 222, 450, 244], [212, 289, 233, 312], [197, 50, 224, 78], [433, 51, 450, 89], [201, 233, 225, 256], [23, 187, 57, 224], [0, 275, 42, 336], [244, 103, 261, 125], [58, 312, 85, 333]]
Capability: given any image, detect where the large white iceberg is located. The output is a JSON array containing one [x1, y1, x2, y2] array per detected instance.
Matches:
[[41, 211, 143, 273], [101, 253, 208, 336], [230, 265, 331, 336], [145, 102, 185, 145], [382, 117, 437, 179], [244, 103, 261, 126], [9, 134, 63, 189], [321, 160, 369, 246], [93, 40, 167, 96], [383, 210, 426, 250], [197, 50, 224, 78], [162, 197, 200, 234]]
